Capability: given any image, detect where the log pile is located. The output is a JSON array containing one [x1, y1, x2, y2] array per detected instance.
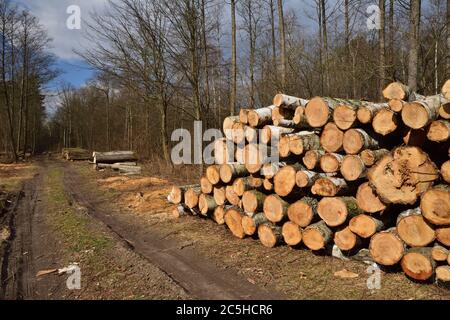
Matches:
[[93, 151, 141, 175], [168, 81, 450, 284], [61, 148, 91, 161]]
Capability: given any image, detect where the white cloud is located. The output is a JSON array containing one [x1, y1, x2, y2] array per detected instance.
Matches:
[[18, 0, 108, 61]]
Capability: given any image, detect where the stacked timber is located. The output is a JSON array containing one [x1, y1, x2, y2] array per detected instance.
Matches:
[[93, 151, 141, 175], [62, 148, 91, 161], [168, 82, 450, 285]]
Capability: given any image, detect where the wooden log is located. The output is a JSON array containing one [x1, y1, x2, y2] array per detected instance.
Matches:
[[258, 223, 283, 248], [273, 94, 308, 109], [288, 132, 320, 156], [303, 221, 333, 251], [320, 153, 344, 173], [439, 102, 450, 119], [402, 128, 427, 146], [343, 128, 379, 155], [97, 162, 138, 169], [388, 99, 405, 112], [200, 176, 213, 194], [420, 185, 450, 226], [214, 138, 234, 164], [287, 197, 319, 227], [198, 194, 217, 216], [302, 150, 325, 170], [402, 94, 447, 129], [349, 214, 385, 238], [184, 187, 201, 209], [295, 171, 334, 188], [263, 178, 273, 192], [235, 145, 245, 164], [247, 105, 276, 127], [117, 165, 142, 175], [383, 82, 412, 100], [242, 212, 268, 236], [320, 123, 344, 153], [225, 185, 241, 206], [369, 228, 405, 266], [356, 182, 387, 213], [213, 186, 227, 206], [212, 205, 234, 225], [232, 177, 252, 197], [359, 149, 389, 167], [427, 120, 450, 142], [442, 79, 450, 99], [260, 125, 294, 144], [206, 165, 221, 185], [340, 155, 366, 181], [431, 245, 449, 262], [224, 207, 246, 239], [245, 125, 258, 143], [442, 160, 450, 183], [396, 208, 436, 247], [436, 266, 450, 282], [333, 105, 358, 130], [372, 109, 399, 136], [317, 197, 363, 227], [239, 108, 250, 124], [305, 97, 361, 128], [334, 227, 362, 252], [311, 177, 349, 197], [282, 221, 303, 246], [357, 102, 389, 124], [219, 163, 248, 183], [167, 184, 200, 205], [401, 247, 436, 281], [230, 122, 247, 144], [263, 194, 289, 223], [244, 144, 276, 174], [274, 164, 305, 196], [271, 106, 294, 123], [368, 147, 439, 205], [242, 190, 267, 214], [436, 227, 450, 247], [172, 204, 191, 218], [261, 162, 287, 179], [223, 116, 240, 140], [93, 151, 137, 164], [293, 106, 309, 127]]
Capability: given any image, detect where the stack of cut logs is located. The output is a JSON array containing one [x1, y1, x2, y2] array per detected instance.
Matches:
[[93, 151, 141, 175], [62, 148, 91, 161], [168, 80, 450, 284]]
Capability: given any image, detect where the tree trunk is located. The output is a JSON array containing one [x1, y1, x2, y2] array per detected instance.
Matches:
[[372, 109, 399, 136], [219, 163, 248, 183], [427, 120, 450, 142], [334, 227, 362, 252], [402, 94, 448, 129], [357, 102, 388, 124], [407, 0, 421, 92], [93, 151, 137, 164], [295, 171, 333, 188], [379, 0, 386, 99], [225, 185, 241, 206], [247, 105, 275, 127], [230, 0, 237, 116], [198, 194, 217, 216], [273, 163, 305, 197], [200, 176, 213, 194], [168, 184, 200, 205], [320, 153, 344, 173], [305, 97, 361, 128], [277, 0, 286, 90], [206, 165, 221, 185], [302, 149, 325, 170], [261, 125, 294, 144], [213, 186, 227, 206], [184, 186, 202, 209]]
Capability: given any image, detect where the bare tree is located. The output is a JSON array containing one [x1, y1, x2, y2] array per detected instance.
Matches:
[[277, 0, 286, 90], [379, 0, 386, 98], [230, 0, 237, 115], [408, 0, 421, 91]]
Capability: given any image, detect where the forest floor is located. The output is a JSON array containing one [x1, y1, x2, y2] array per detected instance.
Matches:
[[0, 157, 449, 300]]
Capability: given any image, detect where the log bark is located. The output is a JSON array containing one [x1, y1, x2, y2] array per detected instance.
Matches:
[[382, 82, 412, 100], [427, 120, 450, 142], [118, 165, 142, 176], [260, 125, 294, 144], [213, 186, 227, 206], [372, 109, 399, 136], [320, 153, 344, 173], [436, 266, 450, 282], [436, 227, 450, 246], [287, 132, 320, 156], [360, 149, 389, 167], [263, 194, 289, 223], [302, 149, 325, 170], [168, 184, 200, 205], [219, 163, 248, 183], [431, 245, 449, 262], [420, 185, 450, 225], [225, 185, 241, 206], [340, 155, 366, 181], [295, 171, 334, 188], [442, 160, 450, 183], [357, 102, 389, 124], [401, 247, 436, 281], [198, 194, 217, 216], [305, 97, 361, 128], [184, 187, 202, 209], [273, 94, 308, 109], [303, 221, 333, 251], [200, 176, 213, 194], [258, 223, 283, 248], [242, 212, 268, 236], [334, 227, 362, 251], [242, 190, 267, 214], [93, 151, 136, 164], [402, 94, 448, 129], [369, 228, 405, 266], [356, 182, 387, 213], [224, 207, 246, 239], [232, 177, 253, 196], [206, 165, 221, 185], [343, 128, 379, 155], [287, 197, 319, 227], [311, 177, 349, 197], [282, 221, 303, 246], [349, 214, 385, 238], [247, 105, 276, 127], [274, 163, 304, 196], [320, 123, 344, 153], [396, 208, 436, 247], [317, 197, 363, 227], [369, 147, 439, 205]]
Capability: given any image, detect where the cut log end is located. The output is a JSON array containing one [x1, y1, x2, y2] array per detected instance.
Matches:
[[213, 206, 226, 225], [305, 97, 329, 128], [206, 165, 221, 185], [388, 99, 404, 112], [401, 249, 435, 281], [341, 155, 365, 181], [372, 109, 398, 135], [333, 105, 357, 130], [397, 211, 435, 247], [369, 231, 405, 266], [334, 227, 359, 251], [436, 227, 450, 247], [402, 102, 430, 129], [431, 245, 449, 262], [303, 221, 333, 251], [320, 123, 344, 153], [287, 198, 317, 227], [441, 161, 450, 183], [427, 120, 450, 142], [282, 221, 303, 246], [317, 197, 360, 227], [356, 182, 387, 213], [303, 150, 323, 170], [436, 266, 450, 282], [349, 214, 381, 238], [168, 186, 183, 204], [200, 176, 213, 194], [185, 188, 200, 209], [420, 185, 450, 226], [263, 194, 289, 223], [383, 82, 410, 100], [320, 153, 342, 173], [274, 166, 297, 197], [224, 208, 245, 239], [258, 224, 282, 248]]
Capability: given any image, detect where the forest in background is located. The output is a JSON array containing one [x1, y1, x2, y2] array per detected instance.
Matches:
[[0, 0, 449, 162]]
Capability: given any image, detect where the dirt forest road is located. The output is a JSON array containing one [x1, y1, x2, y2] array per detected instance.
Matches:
[[0, 158, 280, 300]]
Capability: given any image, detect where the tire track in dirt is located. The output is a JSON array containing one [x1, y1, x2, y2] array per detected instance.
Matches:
[[63, 164, 284, 300]]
